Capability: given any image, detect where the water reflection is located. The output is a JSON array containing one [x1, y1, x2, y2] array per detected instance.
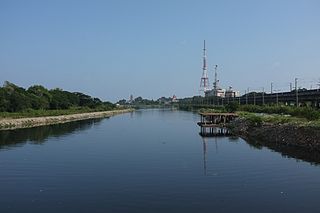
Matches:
[[199, 127, 233, 137], [0, 118, 105, 150], [202, 137, 208, 176], [1, 109, 320, 212], [246, 138, 320, 165], [198, 122, 320, 166], [199, 126, 239, 176], [200, 136, 221, 176]]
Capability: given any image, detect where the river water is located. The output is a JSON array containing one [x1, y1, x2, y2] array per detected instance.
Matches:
[[0, 109, 320, 213]]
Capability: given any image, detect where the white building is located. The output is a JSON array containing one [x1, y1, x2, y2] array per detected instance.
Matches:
[[225, 86, 240, 98], [205, 88, 225, 97]]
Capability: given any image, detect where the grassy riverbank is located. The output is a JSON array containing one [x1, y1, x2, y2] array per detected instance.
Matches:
[[0, 108, 133, 130], [196, 104, 320, 127], [238, 111, 320, 127], [0, 107, 127, 119], [195, 104, 320, 149]]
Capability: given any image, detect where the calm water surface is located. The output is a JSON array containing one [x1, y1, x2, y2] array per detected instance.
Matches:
[[0, 109, 320, 213]]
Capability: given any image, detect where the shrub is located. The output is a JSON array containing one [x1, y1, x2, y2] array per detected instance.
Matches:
[[245, 114, 263, 127]]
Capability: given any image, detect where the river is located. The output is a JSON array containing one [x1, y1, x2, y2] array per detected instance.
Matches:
[[0, 109, 320, 213]]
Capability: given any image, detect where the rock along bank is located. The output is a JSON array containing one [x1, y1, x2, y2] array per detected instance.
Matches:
[[0, 109, 134, 130]]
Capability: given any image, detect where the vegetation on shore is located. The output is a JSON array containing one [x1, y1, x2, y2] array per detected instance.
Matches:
[[238, 104, 320, 120], [117, 96, 176, 107], [0, 81, 117, 118], [197, 102, 320, 127], [0, 107, 120, 119], [0, 109, 133, 130]]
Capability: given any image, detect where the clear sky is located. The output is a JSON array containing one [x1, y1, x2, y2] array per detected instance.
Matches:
[[1, 0, 319, 102]]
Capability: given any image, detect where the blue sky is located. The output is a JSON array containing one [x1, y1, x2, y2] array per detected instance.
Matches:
[[1, 0, 319, 102]]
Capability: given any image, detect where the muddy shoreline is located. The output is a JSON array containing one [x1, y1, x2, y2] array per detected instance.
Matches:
[[0, 109, 133, 130]]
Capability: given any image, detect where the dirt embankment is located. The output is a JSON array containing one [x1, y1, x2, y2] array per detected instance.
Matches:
[[0, 109, 133, 130], [229, 118, 320, 151]]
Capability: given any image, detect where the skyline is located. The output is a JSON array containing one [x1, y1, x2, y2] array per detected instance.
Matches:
[[1, 0, 320, 102]]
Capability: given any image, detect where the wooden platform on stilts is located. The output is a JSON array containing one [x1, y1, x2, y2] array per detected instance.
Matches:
[[197, 112, 238, 127], [197, 112, 238, 137]]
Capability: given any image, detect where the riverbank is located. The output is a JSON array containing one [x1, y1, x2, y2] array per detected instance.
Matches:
[[0, 109, 133, 130], [193, 104, 320, 150], [228, 117, 320, 151]]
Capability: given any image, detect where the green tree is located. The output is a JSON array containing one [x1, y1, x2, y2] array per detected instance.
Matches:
[[0, 81, 115, 113], [49, 89, 79, 109]]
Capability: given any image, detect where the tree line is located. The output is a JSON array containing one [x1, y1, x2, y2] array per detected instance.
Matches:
[[0, 81, 115, 112], [117, 96, 175, 106]]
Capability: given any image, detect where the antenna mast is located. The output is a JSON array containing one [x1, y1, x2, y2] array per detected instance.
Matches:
[[200, 40, 209, 94], [213, 65, 218, 95]]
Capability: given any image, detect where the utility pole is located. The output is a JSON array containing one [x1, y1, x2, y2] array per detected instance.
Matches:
[[271, 82, 273, 94], [262, 87, 265, 105], [245, 90, 248, 105], [247, 88, 250, 104], [290, 83, 292, 91], [213, 65, 218, 96], [295, 78, 298, 107], [273, 88, 282, 106]]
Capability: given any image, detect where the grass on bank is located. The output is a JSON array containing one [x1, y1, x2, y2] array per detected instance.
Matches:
[[238, 111, 320, 127], [239, 104, 320, 121], [198, 103, 320, 127], [0, 106, 126, 119]]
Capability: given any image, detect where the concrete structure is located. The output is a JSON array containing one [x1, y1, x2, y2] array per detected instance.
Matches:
[[225, 86, 240, 98], [204, 67, 239, 98], [205, 88, 225, 97]]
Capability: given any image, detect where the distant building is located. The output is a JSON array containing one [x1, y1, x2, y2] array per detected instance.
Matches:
[[203, 65, 240, 98], [205, 88, 225, 97], [172, 95, 178, 103], [225, 86, 240, 98]]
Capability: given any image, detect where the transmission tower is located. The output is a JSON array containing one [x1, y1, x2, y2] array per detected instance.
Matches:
[[200, 40, 209, 94]]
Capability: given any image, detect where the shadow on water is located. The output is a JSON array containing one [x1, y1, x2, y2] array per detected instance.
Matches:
[[0, 118, 105, 150], [198, 126, 320, 166], [245, 138, 320, 165], [199, 126, 234, 138]]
